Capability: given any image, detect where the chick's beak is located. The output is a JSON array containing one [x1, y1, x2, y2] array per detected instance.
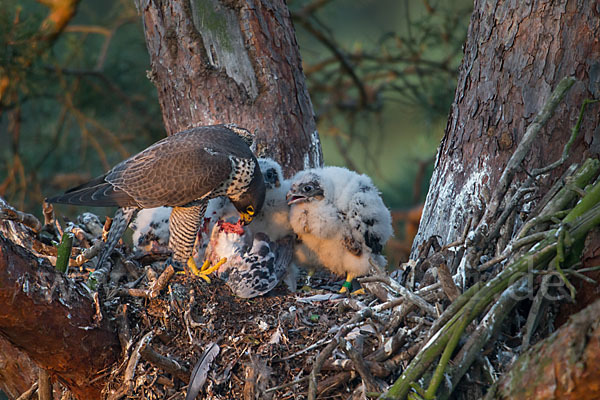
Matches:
[[286, 191, 305, 205], [239, 212, 253, 225]]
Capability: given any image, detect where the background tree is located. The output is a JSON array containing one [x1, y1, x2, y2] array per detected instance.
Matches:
[[396, 0, 600, 398], [137, 0, 321, 173], [412, 0, 600, 254]]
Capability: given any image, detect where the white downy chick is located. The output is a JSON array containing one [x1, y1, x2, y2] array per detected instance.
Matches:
[[130, 206, 172, 254], [287, 166, 393, 292]]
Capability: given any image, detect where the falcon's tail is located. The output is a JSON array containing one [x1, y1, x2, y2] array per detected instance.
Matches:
[[96, 207, 138, 269], [46, 175, 135, 207]]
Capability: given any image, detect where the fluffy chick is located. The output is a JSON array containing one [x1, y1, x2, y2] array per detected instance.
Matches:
[[130, 206, 172, 254], [287, 166, 393, 292], [250, 158, 293, 240]]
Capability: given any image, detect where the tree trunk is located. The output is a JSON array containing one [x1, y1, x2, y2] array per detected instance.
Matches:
[[0, 236, 121, 399], [486, 297, 600, 400], [0, 335, 38, 399], [137, 0, 322, 175], [412, 0, 600, 255]]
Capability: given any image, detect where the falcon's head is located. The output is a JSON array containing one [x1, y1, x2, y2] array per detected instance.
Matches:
[[286, 173, 324, 204], [232, 165, 266, 225]]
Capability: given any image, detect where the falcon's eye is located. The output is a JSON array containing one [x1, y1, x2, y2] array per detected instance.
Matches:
[[303, 185, 313, 193], [246, 206, 255, 215]]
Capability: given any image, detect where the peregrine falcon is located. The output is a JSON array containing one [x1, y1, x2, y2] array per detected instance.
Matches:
[[46, 124, 266, 276], [286, 166, 393, 292], [204, 221, 292, 298]]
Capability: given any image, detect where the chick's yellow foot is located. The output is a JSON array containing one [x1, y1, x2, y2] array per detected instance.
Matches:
[[188, 257, 227, 283], [339, 273, 357, 294], [339, 280, 353, 293]]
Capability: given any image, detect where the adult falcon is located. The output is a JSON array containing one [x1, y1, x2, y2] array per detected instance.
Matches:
[[46, 124, 266, 278]]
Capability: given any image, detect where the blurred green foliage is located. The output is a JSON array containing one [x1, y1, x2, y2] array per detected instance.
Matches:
[[0, 0, 472, 220]]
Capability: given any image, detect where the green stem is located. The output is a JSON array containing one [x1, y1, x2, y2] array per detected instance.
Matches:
[[563, 178, 600, 224], [539, 158, 599, 217], [55, 232, 73, 273], [424, 312, 470, 399]]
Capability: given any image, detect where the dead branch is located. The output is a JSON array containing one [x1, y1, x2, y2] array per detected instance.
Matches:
[[139, 342, 189, 383], [15, 382, 38, 400]]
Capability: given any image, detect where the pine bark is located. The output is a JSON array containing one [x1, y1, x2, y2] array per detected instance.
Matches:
[[412, 0, 600, 253], [0, 335, 38, 399], [0, 236, 121, 399], [137, 0, 322, 175], [488, 297, 600, 400]]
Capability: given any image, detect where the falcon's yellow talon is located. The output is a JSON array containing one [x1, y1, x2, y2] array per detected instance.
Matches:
[[202, 257, 227, 275], [187, 257, 201, 276], [200, 259, 212, 272], [187, 258, 228, 282]]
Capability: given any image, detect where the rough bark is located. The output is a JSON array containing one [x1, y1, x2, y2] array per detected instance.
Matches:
[[488, 297, 600, 400], [0, 236, 121, 399], [412, 0, 600, 254], [0, 335, 38, 399], [137, 0, 322, 175]]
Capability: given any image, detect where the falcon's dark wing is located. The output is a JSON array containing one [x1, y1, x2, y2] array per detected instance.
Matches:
[[47, 125, 253, 208]]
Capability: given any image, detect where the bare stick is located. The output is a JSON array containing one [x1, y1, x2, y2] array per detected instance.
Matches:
[[265, 376, 309, 394], [308, 308, 372, 400], [15, 382, 38, 400], [339, 337, 383, 393], [123, 332, 154, 392], [359, 275, 436, 317], [0, 207, 42, 233], [38, 369, 52, 400], [139, 343, 189, 382]]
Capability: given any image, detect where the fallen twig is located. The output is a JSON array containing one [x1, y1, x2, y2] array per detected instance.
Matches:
[[308, 307, 372, 400]]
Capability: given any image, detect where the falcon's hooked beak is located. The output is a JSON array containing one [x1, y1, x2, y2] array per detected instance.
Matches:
[[238, 212, 254, 225]]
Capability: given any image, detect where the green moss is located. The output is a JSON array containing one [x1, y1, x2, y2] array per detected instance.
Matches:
[[190, 0, 232, 52]]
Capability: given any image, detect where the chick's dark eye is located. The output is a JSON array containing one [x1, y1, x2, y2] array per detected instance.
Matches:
[[303, 185, 313, 193]]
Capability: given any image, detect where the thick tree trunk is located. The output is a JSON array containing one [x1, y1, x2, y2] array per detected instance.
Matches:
[[137, 0, 322, 175], [0, 236, 121, 399], [487, 297, 600, 400], [0, 335, 37, 399], [412, 0, 600, 254]]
